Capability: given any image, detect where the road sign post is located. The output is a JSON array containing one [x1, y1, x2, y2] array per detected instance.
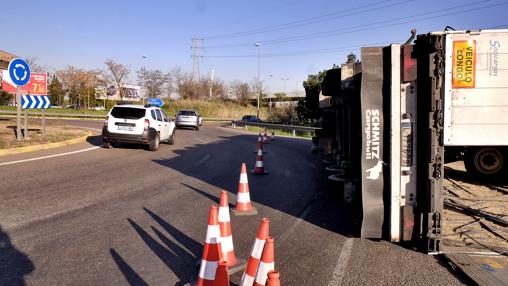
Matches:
[[24, 109, 28, 138], [16, 88, 22, 140], [42, 109, 46, 140], [8, 58, 31, 141]]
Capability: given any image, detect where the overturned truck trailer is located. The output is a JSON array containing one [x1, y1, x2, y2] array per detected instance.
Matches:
[[319, 29, 508, 253]]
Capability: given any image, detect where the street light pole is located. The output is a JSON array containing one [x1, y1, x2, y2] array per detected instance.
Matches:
[[256, 43, 261, 120], [282, 78, 289, 94], [268, 74, 273, 114]]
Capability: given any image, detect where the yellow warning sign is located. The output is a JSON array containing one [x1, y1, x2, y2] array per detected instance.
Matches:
[[452, 40, 476, 88]]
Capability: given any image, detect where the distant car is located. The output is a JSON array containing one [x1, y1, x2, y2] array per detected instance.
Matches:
[[176, 110, 201, 130], [242, 115, 262, 122], [93, 106, 105, 110], [102, 104, 176, 151]]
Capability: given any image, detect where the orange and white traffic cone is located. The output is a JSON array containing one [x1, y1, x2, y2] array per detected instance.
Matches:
[[232, 163, 258, 216], [270, 132, 275, 141], [196, 205, 223, 286], [254, 135, 265, 153], [251, 149, 269, 175], [213, 260, 230, 286], [253, 237, 275, 286], [262, 133, 269, 144], [265, 270, 280, 286], [239, 218, 270, 286], [218, 191, 238, 266]]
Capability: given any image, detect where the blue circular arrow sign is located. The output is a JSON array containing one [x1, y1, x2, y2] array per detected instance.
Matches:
[[8, 58, 31, 87]]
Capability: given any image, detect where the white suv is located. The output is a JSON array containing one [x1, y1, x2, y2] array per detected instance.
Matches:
[[102, 104, 176, 151]]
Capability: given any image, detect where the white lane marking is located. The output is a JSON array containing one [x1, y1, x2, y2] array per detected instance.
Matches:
[[194, 154, 211, 166], [277, 203, 312, 244], [0, 146, 102, 166], [194, 137, 207, 143], [328, 238, 354, 286]]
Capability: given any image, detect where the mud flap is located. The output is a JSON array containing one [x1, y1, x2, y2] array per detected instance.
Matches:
[[360, 47, 387, 238]]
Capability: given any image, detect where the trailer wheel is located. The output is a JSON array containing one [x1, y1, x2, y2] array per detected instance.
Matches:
[[464, 147, 505, 180]]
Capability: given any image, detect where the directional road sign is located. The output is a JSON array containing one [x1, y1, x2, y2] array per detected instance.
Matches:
[[21, 95, 51, 109], [147, 98, 164, 107], [8, 58, 31, 87]]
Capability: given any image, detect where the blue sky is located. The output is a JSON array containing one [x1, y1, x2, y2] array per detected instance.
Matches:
[[1, 0, 507, 93]]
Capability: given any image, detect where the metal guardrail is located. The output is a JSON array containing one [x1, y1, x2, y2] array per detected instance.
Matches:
[[231, 120, 321, 136]]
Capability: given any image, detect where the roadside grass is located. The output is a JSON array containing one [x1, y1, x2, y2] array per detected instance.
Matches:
[[1, 99, 268, 119], [0, 119, 87, 149], [163, 99, 268, 119]]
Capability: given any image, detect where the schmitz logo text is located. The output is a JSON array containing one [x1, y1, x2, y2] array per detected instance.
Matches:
[[365, 109, 380, 160]]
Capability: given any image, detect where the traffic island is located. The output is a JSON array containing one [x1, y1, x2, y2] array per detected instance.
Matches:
[[0, 118, 91, 156]]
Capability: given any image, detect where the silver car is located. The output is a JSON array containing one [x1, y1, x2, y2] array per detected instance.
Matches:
[[175, 110, 202, 130]]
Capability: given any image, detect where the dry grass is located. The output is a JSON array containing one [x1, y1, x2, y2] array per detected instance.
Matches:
[[0, 119, 87, 149], [163, 99, 268, 119]]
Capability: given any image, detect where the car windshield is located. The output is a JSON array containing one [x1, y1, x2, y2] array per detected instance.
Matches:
[[178, 111, 196, 116], [111, 107, 146, 119]]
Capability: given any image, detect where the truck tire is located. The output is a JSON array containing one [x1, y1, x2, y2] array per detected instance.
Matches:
[[464, 147, 506, 180], [148, 133, 160, 151], [168, 130, 175, 145]]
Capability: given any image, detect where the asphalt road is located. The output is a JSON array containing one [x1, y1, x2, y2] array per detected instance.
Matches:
[[0, 119, 464, 285]]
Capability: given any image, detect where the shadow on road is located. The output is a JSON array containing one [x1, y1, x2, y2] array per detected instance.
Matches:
[[0, 225, 34, 286], [110, 249, 149, 286], [127, 215, 198, 285], [152, 131, 361, 238], [85, 135, 104, 147]]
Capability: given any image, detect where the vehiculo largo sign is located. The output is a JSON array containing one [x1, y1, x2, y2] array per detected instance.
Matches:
[[452, 40, 476, 88], [2, 70, 47, 95]]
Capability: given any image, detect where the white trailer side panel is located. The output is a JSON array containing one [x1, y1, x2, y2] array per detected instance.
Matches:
[[444, 30, 508, 146]]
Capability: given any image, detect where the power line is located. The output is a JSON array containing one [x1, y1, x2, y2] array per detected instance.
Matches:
[[204, 0, 411, 40], [201, 0, 505, 49], [201, 40, 401, 58], [261, 0, 505, 45]]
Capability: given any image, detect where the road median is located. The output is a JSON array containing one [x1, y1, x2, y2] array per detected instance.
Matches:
[[0, 119, 93, 157]]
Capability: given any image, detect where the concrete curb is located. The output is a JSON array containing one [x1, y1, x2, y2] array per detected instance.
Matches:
[[0, 129, 93, 157]]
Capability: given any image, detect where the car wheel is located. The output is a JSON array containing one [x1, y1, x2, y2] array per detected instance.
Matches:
[[148, 133, 160, 151], [168, 131, 176, 145]]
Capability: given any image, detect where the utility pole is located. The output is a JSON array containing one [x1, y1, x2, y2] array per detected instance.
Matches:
[[191, 37, 202, 81], [209, 69, 214, 101], [256, 43, 261, 120]]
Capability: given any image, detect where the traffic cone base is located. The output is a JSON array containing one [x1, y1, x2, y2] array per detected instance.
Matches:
[[250, 169, 269, 175], [231, 207, 258, 216]]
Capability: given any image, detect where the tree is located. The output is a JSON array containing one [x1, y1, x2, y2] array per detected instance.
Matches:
[[298, 69, 328, 121], [56, 66, 99, 108], [25, 57, 48, 73], [231, 81, 251, 105], [137, 67, 170, 98], [274, 92, 286, 99], [346, 53, 358, 64], [104, 59, 130, 101], [0, 88, 13, 105], [48, 74, 64, 105]]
